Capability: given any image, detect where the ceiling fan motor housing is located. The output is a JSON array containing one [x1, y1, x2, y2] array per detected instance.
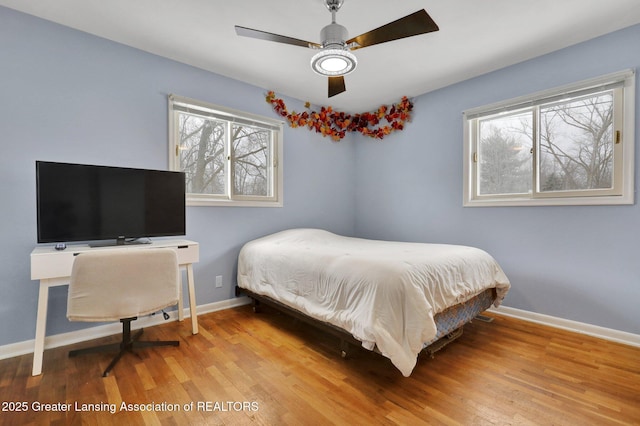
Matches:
[[321, 23, 349, 49]]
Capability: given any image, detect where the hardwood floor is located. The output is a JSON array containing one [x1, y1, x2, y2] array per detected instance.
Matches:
[[1, 305, 639, 425]]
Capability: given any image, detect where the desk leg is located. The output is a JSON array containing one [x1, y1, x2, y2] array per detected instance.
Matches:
[[186, 264, 198, 334], [32, 281, 49, 376], [177, 266, 185, 322]]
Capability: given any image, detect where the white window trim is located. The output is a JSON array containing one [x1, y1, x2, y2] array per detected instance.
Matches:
[[463, 69, 635, 207], [168, 94, 284, 207]]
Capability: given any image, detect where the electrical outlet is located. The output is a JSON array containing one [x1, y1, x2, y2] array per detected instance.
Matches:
[[215, 275, 223, 288]]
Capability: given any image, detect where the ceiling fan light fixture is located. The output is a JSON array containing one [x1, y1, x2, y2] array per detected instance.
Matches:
[[236, 1, 439, 97], [311, 49, 357, 76]]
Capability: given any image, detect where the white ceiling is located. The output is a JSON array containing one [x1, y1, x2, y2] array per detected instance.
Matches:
[[2, 0, 640, 112]]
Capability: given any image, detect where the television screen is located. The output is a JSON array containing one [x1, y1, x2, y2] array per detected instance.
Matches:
[[36, 161, 186, 245]]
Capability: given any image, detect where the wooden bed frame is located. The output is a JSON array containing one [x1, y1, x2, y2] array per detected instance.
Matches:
[[235, 285, 496, 360]]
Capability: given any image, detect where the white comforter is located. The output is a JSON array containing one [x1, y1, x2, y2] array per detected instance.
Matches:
[[237, 229, 510, 376]]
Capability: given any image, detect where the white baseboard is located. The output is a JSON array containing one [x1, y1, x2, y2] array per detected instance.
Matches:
[[0, 296, 251, 361], [3, 298, 637, 361], [489, 305, 640, 348]]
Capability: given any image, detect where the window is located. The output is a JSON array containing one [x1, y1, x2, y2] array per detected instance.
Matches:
[[169, 95, 283, 207], [463, 70, 635, 206]]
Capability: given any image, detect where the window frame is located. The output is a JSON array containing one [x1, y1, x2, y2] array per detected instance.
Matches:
[[168, 94, 284, 207], [463, 69, 635, 207]]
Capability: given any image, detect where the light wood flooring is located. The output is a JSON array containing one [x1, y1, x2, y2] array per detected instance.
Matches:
[[1, 305, 639, 425]]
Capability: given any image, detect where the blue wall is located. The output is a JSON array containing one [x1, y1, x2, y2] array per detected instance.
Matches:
[[354, 24, 640, 334], [0, 7, 356, 346]]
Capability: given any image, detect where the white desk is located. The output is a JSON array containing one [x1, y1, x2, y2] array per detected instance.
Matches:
[[30, 239, 199, 376]]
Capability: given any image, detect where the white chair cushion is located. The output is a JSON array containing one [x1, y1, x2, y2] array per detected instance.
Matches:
[[67, 248, 179, 322]]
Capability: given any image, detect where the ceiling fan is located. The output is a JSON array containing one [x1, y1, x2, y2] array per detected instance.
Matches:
[[235, 0, 439, 98]]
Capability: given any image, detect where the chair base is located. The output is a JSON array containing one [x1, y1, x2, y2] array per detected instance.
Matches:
[[69, 317, 179, 377]]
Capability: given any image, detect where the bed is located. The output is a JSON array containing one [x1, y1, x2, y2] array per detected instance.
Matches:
[[236, 228, 510, 376]]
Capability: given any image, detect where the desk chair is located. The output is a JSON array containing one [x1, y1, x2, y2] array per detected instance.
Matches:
[[67, 248, 180, 377]]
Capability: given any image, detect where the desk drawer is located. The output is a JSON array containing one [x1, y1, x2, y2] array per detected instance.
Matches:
[[31, 251, 74, 280], [31, 240, 199, 280], [172, 243, 199, 265]]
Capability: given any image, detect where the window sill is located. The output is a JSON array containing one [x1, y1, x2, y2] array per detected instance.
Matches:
[[463, 194, 634, 207], [186, 197, 283, 208]]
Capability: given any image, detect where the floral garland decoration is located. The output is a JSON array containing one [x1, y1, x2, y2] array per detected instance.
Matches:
[[266, 91, 413, 141]]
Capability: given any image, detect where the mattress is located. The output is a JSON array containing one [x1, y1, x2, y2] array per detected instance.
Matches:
[[426, 287, 495, 346], [237, 228, 510, 376]]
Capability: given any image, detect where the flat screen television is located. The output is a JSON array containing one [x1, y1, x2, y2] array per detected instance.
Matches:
[[36, 161, 186, 246]]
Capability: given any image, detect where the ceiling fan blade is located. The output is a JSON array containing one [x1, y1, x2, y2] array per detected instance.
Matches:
[[328, 76, 346, 97], [235, 25, 321, 49], [346, 10, 439, 50]]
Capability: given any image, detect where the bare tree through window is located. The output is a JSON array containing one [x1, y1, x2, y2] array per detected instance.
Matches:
[[464, 70, 633, 206], [232, 124, 270, 197], [476, 91, 615, 197], [478, 111, 532, 195], [538, 93, 614, 192], [178, 114, 226, 195]]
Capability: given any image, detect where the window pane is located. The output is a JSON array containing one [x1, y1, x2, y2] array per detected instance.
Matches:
[[538, 92, 614, 192], [178, 113, 226, 195], [478, 112, 533, 196], [232, 124, 271, 197]]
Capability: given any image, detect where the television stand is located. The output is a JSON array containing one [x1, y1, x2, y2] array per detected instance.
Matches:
[[89, 236, 152, 247], [30, 238, 199, 376]]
